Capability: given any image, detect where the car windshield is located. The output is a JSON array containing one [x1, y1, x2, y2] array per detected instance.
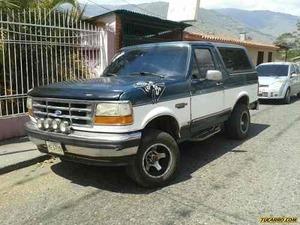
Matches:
[[256, 65, 289, 77], [103, 46, 189, 78]]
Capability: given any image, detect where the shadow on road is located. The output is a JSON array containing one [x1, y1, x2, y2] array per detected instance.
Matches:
[[51, 123, 270, 194]]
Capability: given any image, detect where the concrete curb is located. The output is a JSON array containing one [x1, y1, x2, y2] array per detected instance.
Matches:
[[0, 154, 51, 175]]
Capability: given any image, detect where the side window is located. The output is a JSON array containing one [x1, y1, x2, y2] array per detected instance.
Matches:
[[297, 65, 300, 74], [192, 48, 216, 80], [290, 65, 296, 75], [218, 47, 253, 73]]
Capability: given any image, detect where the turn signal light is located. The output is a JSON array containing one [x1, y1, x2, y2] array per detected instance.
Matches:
[[94, 115, 133, 126]]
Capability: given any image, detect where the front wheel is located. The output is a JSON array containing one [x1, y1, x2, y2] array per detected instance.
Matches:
[[127, 129, 180, 188], [283, 88, 291, 104], [225, 104, 250, 140]]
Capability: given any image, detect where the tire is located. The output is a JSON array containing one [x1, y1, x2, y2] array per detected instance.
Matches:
[[283, 88, 291, 104], [126, 129, 180, 188], [225, 104, 250, 140]]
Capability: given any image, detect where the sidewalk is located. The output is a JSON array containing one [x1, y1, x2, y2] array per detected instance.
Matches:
[[0, 137, 50, 175]]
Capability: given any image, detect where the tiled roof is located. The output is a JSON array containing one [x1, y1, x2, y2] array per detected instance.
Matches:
[[183, 32, 280, 51]]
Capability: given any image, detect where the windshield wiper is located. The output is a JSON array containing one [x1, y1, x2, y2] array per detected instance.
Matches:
[[130, 71, 165, 78]]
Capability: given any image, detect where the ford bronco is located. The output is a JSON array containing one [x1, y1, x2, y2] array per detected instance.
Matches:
[[26, 42, 259, 187]]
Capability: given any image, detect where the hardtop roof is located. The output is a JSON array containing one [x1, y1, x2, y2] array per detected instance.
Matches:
[[121, 41, 247, 50]]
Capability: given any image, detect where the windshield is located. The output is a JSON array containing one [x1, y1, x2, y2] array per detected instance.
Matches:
[[103, 46, 189, 77], [257, 65, 289, 77]]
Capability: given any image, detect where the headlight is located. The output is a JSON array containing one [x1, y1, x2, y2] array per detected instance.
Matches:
[[59, 121, 71, 134], [43, 118, 53, 130], [52, 119, 61, 130], [37, 118, 44, 129], [26, 97, 33, 116], [94, 102, 133, 125]]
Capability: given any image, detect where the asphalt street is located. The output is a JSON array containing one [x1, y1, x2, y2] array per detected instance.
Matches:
[[0, 99, 299, 225]]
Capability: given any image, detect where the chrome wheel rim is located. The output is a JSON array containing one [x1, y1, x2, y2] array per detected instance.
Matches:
[[240, 111, 249, 134], [142, 143, 173, 178]]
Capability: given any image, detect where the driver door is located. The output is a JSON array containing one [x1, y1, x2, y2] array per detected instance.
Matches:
[[190, 47, 225, 135]]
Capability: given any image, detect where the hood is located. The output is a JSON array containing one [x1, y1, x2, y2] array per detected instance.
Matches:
[[258, 76, 287, 86], [28, 76, 173, 101]]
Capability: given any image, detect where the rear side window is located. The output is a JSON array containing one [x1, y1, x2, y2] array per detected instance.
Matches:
[[218, 47, 253, 73]]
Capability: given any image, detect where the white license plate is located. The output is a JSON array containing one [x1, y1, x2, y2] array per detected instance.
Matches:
[[46, 141, 64, 155]]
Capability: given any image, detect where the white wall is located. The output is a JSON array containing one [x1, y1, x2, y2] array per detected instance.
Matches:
[[246, 47, 277, 66]]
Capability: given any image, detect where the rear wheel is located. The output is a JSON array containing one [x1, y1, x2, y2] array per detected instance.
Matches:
[[225, 104, 250, 140], [283, 88, 291, 104], [127, 129, 180, 187]]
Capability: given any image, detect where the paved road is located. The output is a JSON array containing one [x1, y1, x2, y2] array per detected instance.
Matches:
[[1, 100, 300, 225]]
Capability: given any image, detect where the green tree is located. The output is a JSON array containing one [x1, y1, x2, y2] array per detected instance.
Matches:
[[0, 0, 78, 10], [275, 20, 300, 61]]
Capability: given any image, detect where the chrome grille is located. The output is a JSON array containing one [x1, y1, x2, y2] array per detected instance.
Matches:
[[32, 98, 94, 127]]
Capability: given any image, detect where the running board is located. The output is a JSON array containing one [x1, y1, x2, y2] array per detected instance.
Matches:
[[190, 126, 222, 142]]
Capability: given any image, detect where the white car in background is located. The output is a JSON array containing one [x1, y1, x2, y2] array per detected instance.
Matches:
[[257, 62, 300, 104]]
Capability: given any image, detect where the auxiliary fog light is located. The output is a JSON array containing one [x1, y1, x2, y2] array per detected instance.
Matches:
[[37, 118, 45, 129], [43, 118, 53, 130], [52, 119, 61, 130], [59, 121, 71, 134]]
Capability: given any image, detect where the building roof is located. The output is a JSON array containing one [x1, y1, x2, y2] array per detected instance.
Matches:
[[87, 9, 191, 30], [183, 32, 280, 51]]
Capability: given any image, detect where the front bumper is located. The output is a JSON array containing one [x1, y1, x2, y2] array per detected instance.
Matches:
[[258, 87, 285, 99], [25, 122, 141, 166]]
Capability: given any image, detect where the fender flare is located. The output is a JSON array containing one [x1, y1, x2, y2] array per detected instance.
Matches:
[[141, 106, 180, 130], [233, 92, 250, 109]]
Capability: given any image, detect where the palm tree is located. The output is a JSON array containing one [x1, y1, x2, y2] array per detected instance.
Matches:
[[0, 0, 79, 11], [0, 0, 20, 9]]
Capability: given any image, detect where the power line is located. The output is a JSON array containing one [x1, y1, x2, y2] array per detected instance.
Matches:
[[84, 0, 111, 12], [119, 0, 167, 19], [85, 0, 168, 20]]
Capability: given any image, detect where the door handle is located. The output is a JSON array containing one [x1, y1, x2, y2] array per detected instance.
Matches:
[[175, 103, 188, 109], [216, 82, 223, 86]]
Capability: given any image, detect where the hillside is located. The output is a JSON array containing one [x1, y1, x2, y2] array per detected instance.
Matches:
[[216, 8, 299, 38], [78, 1, 298, 44]]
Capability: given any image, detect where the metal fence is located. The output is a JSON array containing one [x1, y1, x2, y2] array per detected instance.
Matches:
[[0, 9, 107, 117]]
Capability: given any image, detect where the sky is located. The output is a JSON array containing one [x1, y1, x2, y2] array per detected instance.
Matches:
[[79, 0, 300, 16]]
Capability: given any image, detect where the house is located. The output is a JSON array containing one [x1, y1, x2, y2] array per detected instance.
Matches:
[[87, 10, 190, 62], [183, 32, 280, 66], [88, 9, 280, 66]]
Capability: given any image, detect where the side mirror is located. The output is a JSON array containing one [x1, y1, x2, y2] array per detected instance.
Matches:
[[206, 70, 223, 81], [291, 73, 297, 78]]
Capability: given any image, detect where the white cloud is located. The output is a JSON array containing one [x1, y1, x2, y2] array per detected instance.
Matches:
[[79, 0, 300, 16]]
